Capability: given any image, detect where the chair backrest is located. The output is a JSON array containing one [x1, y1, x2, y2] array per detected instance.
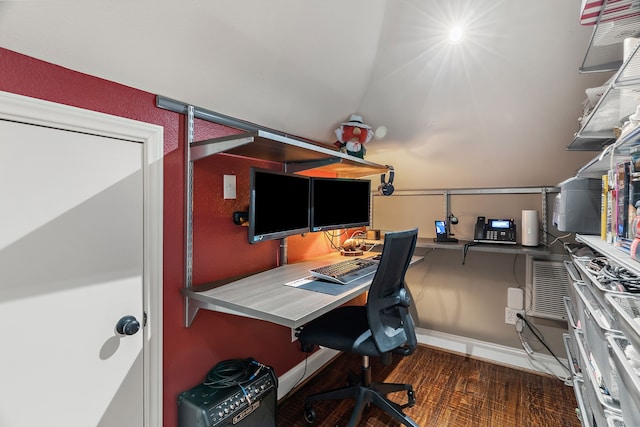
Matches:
[[366, 227, 418, 356]]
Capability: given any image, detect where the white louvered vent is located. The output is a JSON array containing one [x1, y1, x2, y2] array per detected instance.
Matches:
[[527, 260, 569, 321]]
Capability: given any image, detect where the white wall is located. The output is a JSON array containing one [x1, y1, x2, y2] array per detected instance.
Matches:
[[0, 1, 609, 181]]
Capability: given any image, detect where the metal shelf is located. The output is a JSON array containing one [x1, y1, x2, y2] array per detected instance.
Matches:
[[570, 79, 640, 151], [575, 234, 640, 274], [571, 20, 640, 151], [191, 129, 388, 178], [415, 238, 551, 256], [575, 124, 640, 177], [569, 86, 627, 151], [157, 95, 389, 178], [156, 95, 390, 327], [572, 39, 640, 176], [581, 12, 640, 73]]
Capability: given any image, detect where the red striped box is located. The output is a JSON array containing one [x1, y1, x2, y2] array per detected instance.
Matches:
[[581, 0, 640, 25]]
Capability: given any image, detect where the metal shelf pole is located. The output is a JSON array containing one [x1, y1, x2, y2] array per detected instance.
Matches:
[[184, 105, 197, 326]]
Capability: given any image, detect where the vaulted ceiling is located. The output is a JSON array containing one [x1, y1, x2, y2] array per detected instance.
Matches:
[[0, 1, 609, 188]]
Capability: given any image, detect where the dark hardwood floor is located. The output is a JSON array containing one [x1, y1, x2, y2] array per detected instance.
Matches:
[[277, 345, 580, 427]]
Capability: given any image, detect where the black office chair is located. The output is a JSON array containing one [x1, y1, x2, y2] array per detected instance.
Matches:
[[298, 227, 419, 427]]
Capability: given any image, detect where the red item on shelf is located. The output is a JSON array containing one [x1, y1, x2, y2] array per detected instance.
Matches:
[[580, 0, 640, 25]]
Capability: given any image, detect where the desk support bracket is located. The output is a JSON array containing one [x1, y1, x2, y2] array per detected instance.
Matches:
[[185, 298, 199, 328]]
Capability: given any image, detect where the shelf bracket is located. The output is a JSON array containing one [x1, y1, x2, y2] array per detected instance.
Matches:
[[190, 136, 255, 162], [184, 297, 200, 327], [284, 157, 342, 174]]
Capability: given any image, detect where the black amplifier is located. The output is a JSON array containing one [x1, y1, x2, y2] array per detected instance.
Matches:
[[178, 359, 277, 427]]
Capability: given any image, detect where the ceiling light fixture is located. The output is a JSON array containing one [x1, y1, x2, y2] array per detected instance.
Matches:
[[448, 26, 464, 44]]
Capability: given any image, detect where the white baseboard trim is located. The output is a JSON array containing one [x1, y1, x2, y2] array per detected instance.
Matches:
[[415, 327, 570, 379], [278, 329, 570, 400]]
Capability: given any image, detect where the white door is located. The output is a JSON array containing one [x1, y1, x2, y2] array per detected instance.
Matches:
[[0, 119, 145, 426]]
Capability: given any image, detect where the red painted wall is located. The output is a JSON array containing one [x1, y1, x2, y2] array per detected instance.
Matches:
[[0, 47, 353, 426]]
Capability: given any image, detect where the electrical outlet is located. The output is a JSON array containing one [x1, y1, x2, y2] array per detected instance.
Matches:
[[505, 307, 524, 325], [223, 174, 236, 199]]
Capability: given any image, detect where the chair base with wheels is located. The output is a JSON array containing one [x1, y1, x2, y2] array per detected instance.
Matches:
[[303, 352, 418, 426], [298, 228, 421, 427]]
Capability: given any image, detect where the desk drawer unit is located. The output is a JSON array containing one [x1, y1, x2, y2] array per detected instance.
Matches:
[[564, 333, 590, 425], [564, 331, 626, 427], [564, 247, 640, 426], [572, 257, 632, 321], [608, 335, 640, 427], [573, 281, 623, 400], [574, 330, 622, 425], [564, 296, 582, 362], [565, 259, 585, 303]]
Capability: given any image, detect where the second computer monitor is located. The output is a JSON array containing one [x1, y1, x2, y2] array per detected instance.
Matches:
[[310, 177, 371, 232]]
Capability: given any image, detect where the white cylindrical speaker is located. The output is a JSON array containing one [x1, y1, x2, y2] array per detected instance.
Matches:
[[522, 210, 539, 247]]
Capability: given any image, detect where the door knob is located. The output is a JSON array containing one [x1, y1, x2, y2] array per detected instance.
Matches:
[[116, 315, 140, 336]]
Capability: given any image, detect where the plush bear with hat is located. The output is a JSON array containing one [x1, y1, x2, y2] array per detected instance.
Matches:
[[334, 114, 373, 159]]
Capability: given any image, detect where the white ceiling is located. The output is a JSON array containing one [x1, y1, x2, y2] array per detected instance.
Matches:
[[0, 1, 610, 188]]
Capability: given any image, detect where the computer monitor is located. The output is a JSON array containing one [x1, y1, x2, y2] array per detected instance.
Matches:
[[248, 168, 310, 244], [310, 177, 371, 232]]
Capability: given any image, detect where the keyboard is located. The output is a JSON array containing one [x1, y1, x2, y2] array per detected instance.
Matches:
[[309, 258, 379, 285]]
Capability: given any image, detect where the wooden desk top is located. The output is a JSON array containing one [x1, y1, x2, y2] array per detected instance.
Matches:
[[183, 253, 423, 329]]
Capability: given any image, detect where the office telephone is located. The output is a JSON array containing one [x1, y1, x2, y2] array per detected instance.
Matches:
[[474, 216, 516, 244]]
